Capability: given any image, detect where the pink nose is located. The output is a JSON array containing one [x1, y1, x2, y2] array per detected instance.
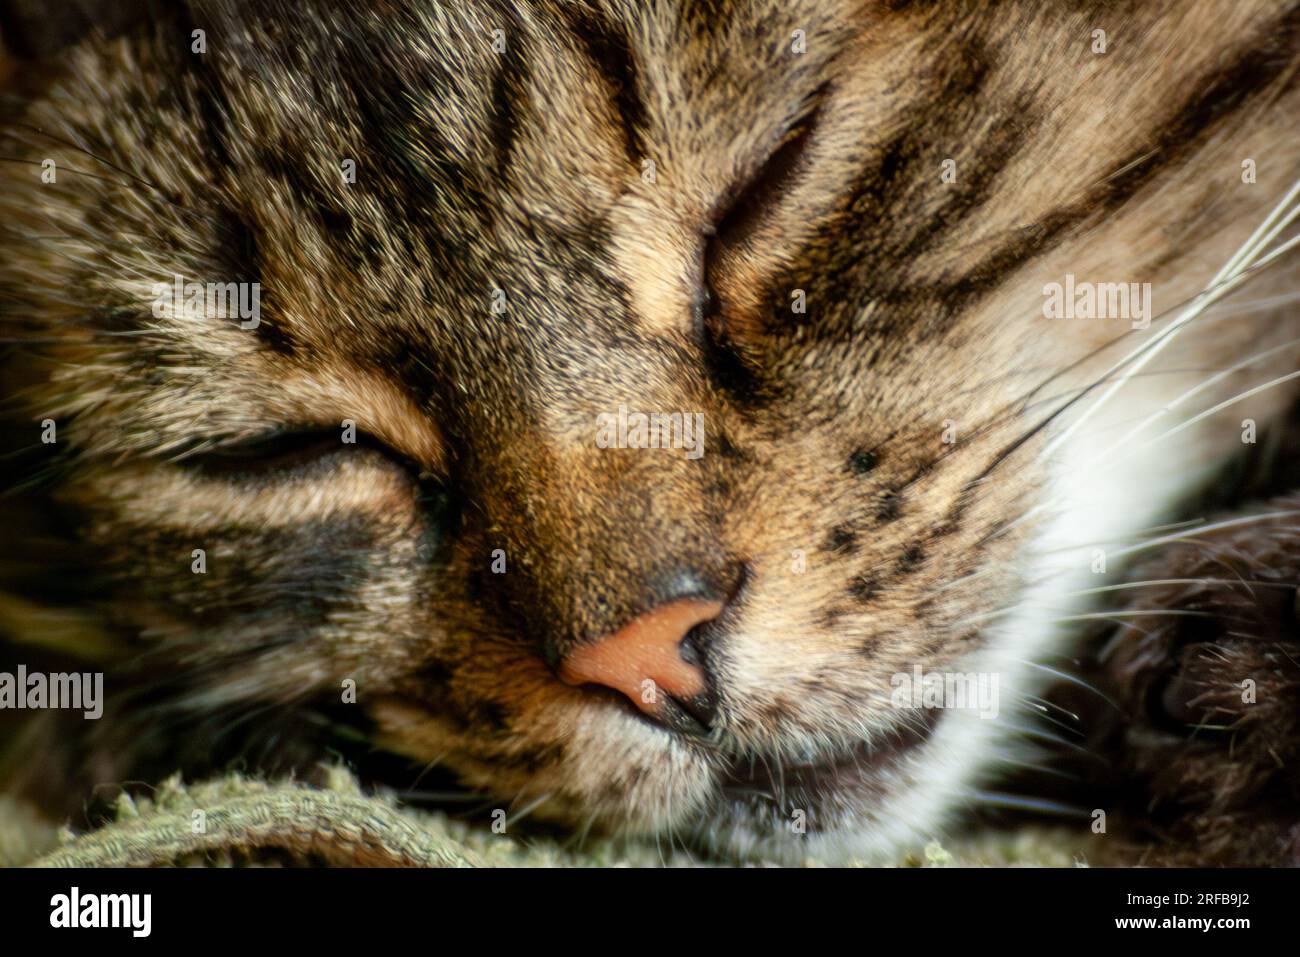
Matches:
[[557, 598, 723, 716]]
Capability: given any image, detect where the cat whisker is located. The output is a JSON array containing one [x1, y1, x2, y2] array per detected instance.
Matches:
[[1017, 661, 1121, 712], [997, 722, 1103, 760], [1009, 698, 1083, 738], [406, 753, 452, 792], [1017, 693, 1080, 723], [1109, 509, 1300, 560], [1055, 608, 1214, 622], [1059, 577, 1291, 599], [1095, 334, 1300, 471], [1039, 177, 1300, 461], [960, 789, 1090, 818], [1140, 367, 1300, 452], [989, 756, 1082, 783], [505, 791, 552, 829]]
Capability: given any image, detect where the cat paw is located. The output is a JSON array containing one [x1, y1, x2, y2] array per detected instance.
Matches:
[[1085, 494, 1300, 864]]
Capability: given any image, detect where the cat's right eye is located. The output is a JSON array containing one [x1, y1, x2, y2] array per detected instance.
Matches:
[[178, 428, 417, 480]]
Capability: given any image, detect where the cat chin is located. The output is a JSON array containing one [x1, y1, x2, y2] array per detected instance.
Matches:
[[687, 745, 958, 865]]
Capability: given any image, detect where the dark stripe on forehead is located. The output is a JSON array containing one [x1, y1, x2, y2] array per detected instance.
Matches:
[[677, 0, 770, 44], [324, 17, 499, 237], [554, 2, 648, 167], [939, 8, 1300, 319], [1005, 18, 1291, 264], [775, 4, 1300, 343], [489, 35, 532, 178], [172, 4, 245, 179], [759, 33, 1023, 338]]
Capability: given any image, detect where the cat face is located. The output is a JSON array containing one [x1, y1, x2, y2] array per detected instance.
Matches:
[[2, 0, 1298, 862]]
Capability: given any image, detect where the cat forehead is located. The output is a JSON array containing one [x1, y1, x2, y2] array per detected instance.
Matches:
[[95, 1, 997, 415], [164, 5, 853, 351]]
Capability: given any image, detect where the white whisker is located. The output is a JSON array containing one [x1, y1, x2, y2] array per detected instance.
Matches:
[[1109, 509, 1300, 560], [1039, 177, 1300, 460], [1100, 335, 1300, 467], [1143, 367, 1300, 447]]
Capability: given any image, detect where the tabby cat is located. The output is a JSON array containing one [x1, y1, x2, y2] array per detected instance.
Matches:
[[1, 0, 1298, 865]]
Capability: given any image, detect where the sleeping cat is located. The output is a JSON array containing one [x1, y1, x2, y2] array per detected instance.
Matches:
[[0, 0, 1298, 865]]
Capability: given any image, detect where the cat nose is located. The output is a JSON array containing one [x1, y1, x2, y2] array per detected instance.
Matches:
[[558, 597, 724, 731]]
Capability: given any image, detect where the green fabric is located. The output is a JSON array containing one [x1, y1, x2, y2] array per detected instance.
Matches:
[[2, 766, 1092, 867]]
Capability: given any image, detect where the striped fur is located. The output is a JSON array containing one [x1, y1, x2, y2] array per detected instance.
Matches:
[[1, 0, 1298, 863]]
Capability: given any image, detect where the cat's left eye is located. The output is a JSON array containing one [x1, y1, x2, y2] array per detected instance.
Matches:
[[697, 111, 818, 335]]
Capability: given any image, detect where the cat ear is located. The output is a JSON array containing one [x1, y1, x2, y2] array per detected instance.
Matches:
[[0, 0, 148, 59]]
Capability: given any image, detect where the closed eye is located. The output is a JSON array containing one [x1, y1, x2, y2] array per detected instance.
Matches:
[[176, 428, 428, 481], [697, 102, 821, 338]]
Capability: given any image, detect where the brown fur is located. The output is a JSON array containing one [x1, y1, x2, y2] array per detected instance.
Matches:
[[0, 0, 1298, 863]]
